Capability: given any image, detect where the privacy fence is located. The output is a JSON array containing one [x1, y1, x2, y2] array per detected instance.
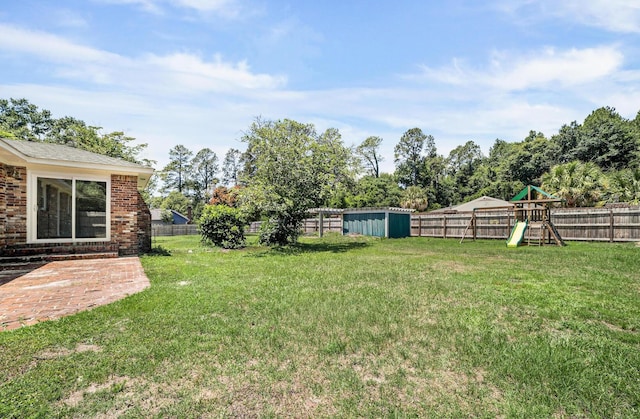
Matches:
[[151, 224, 199, 237], [413, 207, 640, 242], [154, 207, 640, 243]]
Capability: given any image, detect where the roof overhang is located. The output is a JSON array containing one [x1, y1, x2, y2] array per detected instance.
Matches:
[[0, 139, 154, 189]]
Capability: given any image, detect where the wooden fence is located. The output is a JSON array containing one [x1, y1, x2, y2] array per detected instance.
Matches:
[[151, 207, 640, 243], [412, 207, 640, 242], [248, 218, 343, 235], [151, 224, 199, 237]]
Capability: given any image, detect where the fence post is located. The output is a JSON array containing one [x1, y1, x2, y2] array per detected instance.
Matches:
[[418, 216, 422, 237], [443, 215, 447, 239], [609, 209, 614, 243]]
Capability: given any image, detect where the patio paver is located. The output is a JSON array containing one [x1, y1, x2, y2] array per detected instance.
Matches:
[[0, 257, 150, 331]]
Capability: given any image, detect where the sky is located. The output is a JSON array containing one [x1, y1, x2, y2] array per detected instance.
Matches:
[[1, 0, 640, 173]]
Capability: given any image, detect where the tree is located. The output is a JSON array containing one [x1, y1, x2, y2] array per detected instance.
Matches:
[[222, 148, 243, 186], [541, 161, 604, 207], [394, 128, 435, 187], [160, 190, 191, 215], [577, 107, 638, 170], [209, 185, 240, 207], [400, 186, 429, 211], [605, 168, 640, 204], [239, 118, 345, 245], [190, 148, 219, 201], [0, 98, 52, 141], [346, 174, 403, 208], [445, 140, 483, 203], [162, 145, 193, 193], [0, 98, 149, 164], [315, 127, 357, 206], [356, 136, 384, 178]]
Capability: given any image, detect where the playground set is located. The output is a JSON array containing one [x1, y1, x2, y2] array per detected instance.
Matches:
[[506, 185, 565, 247], [459, 185, 565, 247]]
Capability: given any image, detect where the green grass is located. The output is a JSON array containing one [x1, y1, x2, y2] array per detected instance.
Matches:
[[1, 235, 639, 417]]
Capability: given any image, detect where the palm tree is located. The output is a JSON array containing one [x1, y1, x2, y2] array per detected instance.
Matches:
[[605, 168, 640, 204], [400, 186, 429, 211], [541, 161, 604, 207]]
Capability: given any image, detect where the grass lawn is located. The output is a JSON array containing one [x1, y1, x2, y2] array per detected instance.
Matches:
[[1, 235, 639, 417]]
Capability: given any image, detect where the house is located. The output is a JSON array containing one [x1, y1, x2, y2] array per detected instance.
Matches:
[[150, 208, 190, 225], [429, 196, 514, 213], [0, 138, 154, 257]]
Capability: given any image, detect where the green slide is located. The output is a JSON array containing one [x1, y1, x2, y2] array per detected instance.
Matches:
[[507, 220, 528, 248]]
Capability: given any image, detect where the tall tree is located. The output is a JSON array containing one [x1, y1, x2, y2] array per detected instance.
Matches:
[[315, 127, 357, 206], [190, 148, 219, 201], [0, 98, 52, 141], [162, 144, 193, 193], [577, 107, 638, 170], [394, 128, 434, 187], [222, 148, 243, 186], [346, 174, 403, 208], [0, 98, 149, 164], [356, 136, 384, 178], [445, 140, 483, 203], [239, 118, 348, 245]]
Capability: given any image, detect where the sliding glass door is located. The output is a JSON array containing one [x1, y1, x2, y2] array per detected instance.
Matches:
[[34, 176, 108, 241]]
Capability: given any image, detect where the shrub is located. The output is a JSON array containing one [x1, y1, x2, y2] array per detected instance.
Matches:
[[199, 205, 246, 249], [258, 215, 301, 246]]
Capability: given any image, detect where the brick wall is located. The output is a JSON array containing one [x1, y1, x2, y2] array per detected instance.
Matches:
[[1, 164, 27, 248], [0, 163, 6, 249], [137, 191, 151, 254], [110, 174, 142, 256], [0, 170, 148, 256]]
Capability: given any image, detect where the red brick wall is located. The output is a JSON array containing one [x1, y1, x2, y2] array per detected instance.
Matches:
[[0, 164, 27, 248], [137, 191, 151, 254], [0, 170, 149, 256], [110, 174, 142, 256], [0, 163, 6, 249]]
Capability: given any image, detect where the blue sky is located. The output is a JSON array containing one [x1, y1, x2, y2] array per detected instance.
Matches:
[[1, 0, 639, 172]]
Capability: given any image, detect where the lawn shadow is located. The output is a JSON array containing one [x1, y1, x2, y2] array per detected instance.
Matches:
[[247, 239, 371, 257]]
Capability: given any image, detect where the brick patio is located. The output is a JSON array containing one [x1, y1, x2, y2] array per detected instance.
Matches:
[[0, 257, 150, 331]]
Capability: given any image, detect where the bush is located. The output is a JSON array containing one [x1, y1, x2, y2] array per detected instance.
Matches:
[[258, 215, 301, 246], [199, 205, 246, 249]]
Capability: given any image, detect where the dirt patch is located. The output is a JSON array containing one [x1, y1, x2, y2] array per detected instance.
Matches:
[[35, 343, 102, 360], [59, 375, 178, 416]]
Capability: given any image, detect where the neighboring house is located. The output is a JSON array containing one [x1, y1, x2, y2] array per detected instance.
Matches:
[[0, 138, 154, 257], [150, 208, 190, 225], [429, 196, 514, 213]]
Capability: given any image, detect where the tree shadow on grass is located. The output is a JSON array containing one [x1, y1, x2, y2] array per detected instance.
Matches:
[[247, 237, 373, 257]]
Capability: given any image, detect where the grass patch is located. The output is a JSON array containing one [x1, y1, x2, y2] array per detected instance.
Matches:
[[1, 236, 639, 417]]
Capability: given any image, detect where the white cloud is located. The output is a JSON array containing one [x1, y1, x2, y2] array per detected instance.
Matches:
[[0, 24, 285, 93], [496, 0, 640, 33], [413, 46, 624, 91], [95, 0, 240, 17], [54, 9, 90, 28], [144, 53, 286, 91]]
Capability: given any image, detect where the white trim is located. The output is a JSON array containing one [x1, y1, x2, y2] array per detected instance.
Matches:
[[27, 170, 111, 244]]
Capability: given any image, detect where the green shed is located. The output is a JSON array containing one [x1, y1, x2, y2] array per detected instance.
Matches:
[[342, 207, 413, 238]]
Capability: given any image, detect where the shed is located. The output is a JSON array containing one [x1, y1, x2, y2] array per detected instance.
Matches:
[[342, 207, 413, 238]]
